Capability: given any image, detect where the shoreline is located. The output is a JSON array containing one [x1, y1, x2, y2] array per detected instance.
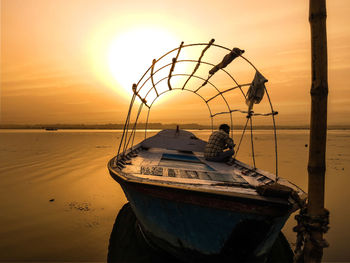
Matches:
[[1, 127, 349, 131], [1, 123, 350, 131]]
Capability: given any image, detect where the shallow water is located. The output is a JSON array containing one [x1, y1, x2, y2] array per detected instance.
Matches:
[[0, 129, 349, 262]]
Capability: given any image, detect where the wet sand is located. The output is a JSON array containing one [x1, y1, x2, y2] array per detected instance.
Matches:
[[0, 129, 349, 262]]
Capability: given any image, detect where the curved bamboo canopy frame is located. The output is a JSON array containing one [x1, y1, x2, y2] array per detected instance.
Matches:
[[116, 39, 279, 180]]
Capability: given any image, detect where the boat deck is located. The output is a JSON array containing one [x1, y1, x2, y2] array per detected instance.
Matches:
[[114, 147, 287, 199], [122, 147, 276, 186], [110, 130, 306, 202]]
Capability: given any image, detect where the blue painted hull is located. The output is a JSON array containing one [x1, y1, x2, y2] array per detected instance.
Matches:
[[118, 180, 292, 262]]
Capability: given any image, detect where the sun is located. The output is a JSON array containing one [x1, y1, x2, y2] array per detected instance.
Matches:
[[107, 27, 182, 101]]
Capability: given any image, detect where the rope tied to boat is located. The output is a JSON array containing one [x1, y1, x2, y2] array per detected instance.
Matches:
[[293, 205, 330, 263], [254, 184, 328, 263]]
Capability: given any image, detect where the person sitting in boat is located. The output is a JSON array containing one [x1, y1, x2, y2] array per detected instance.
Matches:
[[204, 124, 235, 162]]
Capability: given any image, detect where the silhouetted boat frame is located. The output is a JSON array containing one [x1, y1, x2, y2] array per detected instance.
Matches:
[[108, 41, 306, 262]]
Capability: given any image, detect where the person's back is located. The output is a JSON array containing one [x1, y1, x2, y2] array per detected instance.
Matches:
[[204, 124, 235, 162]]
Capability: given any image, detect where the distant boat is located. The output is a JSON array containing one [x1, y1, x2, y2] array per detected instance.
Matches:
[[108, 41, 306, 262], [44, 127, 58, 131]]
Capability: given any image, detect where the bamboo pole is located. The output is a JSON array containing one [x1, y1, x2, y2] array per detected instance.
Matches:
[[304, 0, 328, 262]]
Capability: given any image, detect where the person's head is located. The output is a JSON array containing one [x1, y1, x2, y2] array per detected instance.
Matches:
[[219, 124, 230, 134]]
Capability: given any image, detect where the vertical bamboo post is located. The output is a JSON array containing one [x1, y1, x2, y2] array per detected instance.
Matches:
[[304, 0, 328, 262]]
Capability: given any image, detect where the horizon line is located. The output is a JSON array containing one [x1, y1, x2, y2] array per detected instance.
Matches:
[[1, 123, 350, 130]]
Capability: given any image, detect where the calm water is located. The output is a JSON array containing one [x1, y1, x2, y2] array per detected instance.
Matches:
[[0, 129, 349, 262]]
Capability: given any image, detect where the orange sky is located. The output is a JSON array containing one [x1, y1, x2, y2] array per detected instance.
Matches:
[[1, 0, 349, 126]]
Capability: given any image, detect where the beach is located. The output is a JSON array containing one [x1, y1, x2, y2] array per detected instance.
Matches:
[[0, 129, 349, 262]]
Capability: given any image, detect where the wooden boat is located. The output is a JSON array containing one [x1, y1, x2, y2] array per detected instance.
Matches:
[[108, 130, 305, 262], [107, 41, 306, 262]]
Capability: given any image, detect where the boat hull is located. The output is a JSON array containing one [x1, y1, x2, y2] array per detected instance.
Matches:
[[111, 170, 293, 262]]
